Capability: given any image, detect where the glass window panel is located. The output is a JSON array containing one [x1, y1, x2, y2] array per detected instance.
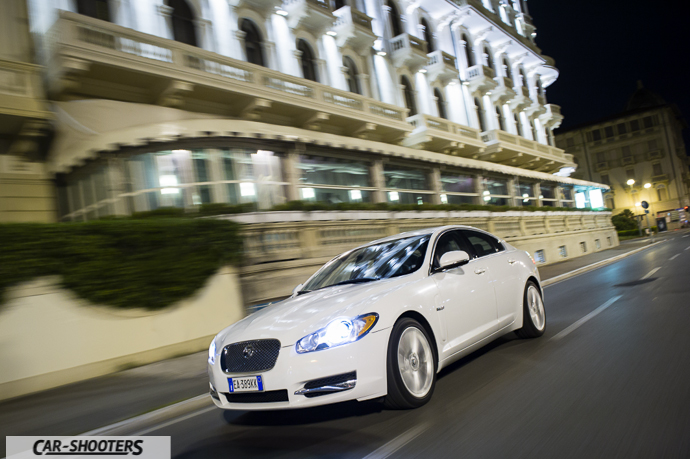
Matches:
[[300, 187, 372, 204], [298, 155, 371, 187], [617, 123, 627, 135], [387, 191, 432, 205], [441, 172, 475, 193], [653, 163, 662, 176], [485, 197, 509, 206], [648, 139, 658, 151], [482, 177, 508, 196], [444, 194, 475, 205], [622, 146, 631, 157], [630, 119, 640, 132], [516, 182, 533, 197], [591, 129, 602, 141], [561, 187, 573, 201], [597, 152, 606, 163], [604, 126, 614, 138], [540, 184, 555, 199], [384, 165, 429, 190], [541, 200, 556, 207], [643, 116, 653, 128]]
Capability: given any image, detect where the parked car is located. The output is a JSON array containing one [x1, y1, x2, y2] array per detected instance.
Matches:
[[208, 225, 546, 410]]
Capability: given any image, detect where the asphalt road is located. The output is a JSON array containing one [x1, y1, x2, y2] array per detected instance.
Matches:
[[134, 232, 690, 458]]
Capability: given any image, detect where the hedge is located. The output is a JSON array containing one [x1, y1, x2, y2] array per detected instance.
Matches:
[[0, 219, 242, 309]]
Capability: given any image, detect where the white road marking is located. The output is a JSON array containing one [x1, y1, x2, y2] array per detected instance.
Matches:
[[131, 406, 216, 436], [670, 254, 681, 261], [641, 267, 661, 280], [686, 246, 690, 251], [551, 295, 623, 341], [361, 422, 432, 459]]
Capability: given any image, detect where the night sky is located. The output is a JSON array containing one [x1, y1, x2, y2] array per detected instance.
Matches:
[[528, 0, 690, 142]]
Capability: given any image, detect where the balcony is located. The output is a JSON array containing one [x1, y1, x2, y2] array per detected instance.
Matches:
[[47, 12, 411, 144], [0, 59, 52, 136], [390, 33, 428, 71], [509, 85, 531, 111], [236, 0, 283, 13], [465, 65, 497, 96], [538, 104, 563, 129], [524, 95, 546, 118], [402, 113, 485, 155], [594, 161, 609, 172], [490, 76, 516, 105], [479, 129, 575, 172], [425, 50, 457, 84], [332, 6, 376, 54], [283, 0, 334, 33], [621, 155, 635, 166], [646, 149, 664, 160], [652, 174, 669, 184]]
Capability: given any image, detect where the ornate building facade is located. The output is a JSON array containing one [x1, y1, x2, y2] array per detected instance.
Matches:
[[556, 83, 690, 228], [17, 0, 607, 221]]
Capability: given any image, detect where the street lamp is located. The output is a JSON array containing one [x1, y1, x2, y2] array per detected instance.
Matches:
[[626, 179, 641, 236], [644, 182, 651, 189], [643, 183, 653, 239]]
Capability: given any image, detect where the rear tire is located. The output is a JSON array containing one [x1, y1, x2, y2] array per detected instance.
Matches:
[[383, 318, 436, 409], [515, 281, 546, 339]]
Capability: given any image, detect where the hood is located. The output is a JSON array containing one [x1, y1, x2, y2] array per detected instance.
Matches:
[[216, 276, 416, 347]]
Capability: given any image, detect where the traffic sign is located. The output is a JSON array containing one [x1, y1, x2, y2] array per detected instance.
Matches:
[[641, 201, 649, 209]]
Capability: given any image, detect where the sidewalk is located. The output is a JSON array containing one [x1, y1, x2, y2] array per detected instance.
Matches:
[[1, 230, 685, 446]]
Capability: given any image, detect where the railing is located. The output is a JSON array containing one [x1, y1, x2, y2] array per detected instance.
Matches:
[[595, 161, 609, 172], [515, 86, 529, 97], [50, 11, 408, 127], [390, 33, 428, 55], [497, 76, 513, 88], [546, 104, 561, 116], [647, 150, 663, 160], [621, 156, 635, 166], [284, 0, 331, 12], [334, 6, 373, 31], [466, 64, 495, 81], [426, 50, 456, 68], [481, 129, 571, 163], [537, 95, 546, 105], [652, 174, 668, 183]]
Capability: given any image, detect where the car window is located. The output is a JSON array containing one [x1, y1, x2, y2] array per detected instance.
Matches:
[[432, 231, 471, 270], [462, 230, 504, 258]]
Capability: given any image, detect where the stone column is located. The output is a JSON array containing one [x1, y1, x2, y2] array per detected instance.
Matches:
[[156, 4, 174, 40], [264, 41, 277, 70], [194, 18, 215, 53], [293, 49, 304, 78], [107, 157, 129, 216], [507, 177, 517, 206], [533, 182, 541, 207], [235, 30, 247, 61], [371, 159, 386, 203], [475, 173, 485, 205], [284, 144, 304, 202], [208, 149, 226, 204], [430, 167, 442, 204]]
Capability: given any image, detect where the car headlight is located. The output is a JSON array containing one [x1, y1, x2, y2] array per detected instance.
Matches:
[[296, 313, 379, 354], [208, 339, 216, 365]]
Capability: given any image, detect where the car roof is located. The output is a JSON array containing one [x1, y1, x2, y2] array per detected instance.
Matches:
[[363, 225, 479, 247]]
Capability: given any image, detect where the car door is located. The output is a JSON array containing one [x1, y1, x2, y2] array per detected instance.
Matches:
[[431, 230, 498, 361], [461, 230, 520, 328]]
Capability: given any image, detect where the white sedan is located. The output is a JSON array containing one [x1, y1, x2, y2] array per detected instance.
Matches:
[[208, 225, 546, 410]]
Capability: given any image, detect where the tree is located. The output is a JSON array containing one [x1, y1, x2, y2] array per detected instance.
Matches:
[[612, 209, 638, 231]]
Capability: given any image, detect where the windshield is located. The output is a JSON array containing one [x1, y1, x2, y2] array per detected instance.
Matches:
[[300, 235, 430, 293]]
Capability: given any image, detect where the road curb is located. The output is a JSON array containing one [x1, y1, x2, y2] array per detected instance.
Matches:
[[542, 240, 664, 287]]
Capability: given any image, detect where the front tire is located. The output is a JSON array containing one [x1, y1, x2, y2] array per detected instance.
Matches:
[[515, 281, 546, 338], [383, 318, 436, 409]]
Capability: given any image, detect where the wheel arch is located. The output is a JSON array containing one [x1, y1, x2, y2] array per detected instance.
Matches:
[[395, 310, 440, 368]]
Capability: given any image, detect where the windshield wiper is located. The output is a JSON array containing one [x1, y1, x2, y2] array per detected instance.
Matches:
[[298, 277, 380, 295]]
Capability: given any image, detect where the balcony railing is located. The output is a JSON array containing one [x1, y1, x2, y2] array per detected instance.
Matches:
[[425, 50, 457, 83], [595, 161, 609, 172], [0, 58, 51, 122], [652, 174, 668, 183], [390, 33, 428, 69], [48, 12, 409, 133], [480, 129, 571, 171], [465, 65, 497, 95], [332, 6, 375, 53], [621, 156, 635, 166], [283, 0, 334, 31], [646, 150, 663, 160]]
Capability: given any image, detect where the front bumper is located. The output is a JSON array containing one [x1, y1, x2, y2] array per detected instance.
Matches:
[[208, 328, 389, 410]]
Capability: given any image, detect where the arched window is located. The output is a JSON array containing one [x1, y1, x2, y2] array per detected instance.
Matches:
[[657, 185, 668, 202], [401, 76, 417, 116], [167, 0, 197, 46], [434, 88, 446, 119], [475, 98, 486, 132], [421, 18, 434, 53], [333, 0, 346, 10], [297, 39, 318, 82], [502, 56, 511, 79], [462, 34, 475, 67], [519, 67, 527, 87], [77, 0, 111, 21], [387, 1, 403, 38], [483, 44, 493, 70], [496, 106, 505, 131], [343, 56, 360, 94], [514, 113, 523, 136], [241, 19, 265, 67]]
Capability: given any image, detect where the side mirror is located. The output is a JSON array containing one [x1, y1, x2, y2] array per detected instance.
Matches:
[[437, 250, 470, 272], [292, 284, 304, 296]]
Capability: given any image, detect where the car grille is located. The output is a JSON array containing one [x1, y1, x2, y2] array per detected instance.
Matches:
[[221, 339, 281, 373], [224, 390, 289, 404]]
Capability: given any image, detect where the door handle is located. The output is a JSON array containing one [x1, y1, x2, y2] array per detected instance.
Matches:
[[474, 268, 487, 275], [508, 259, 518, 265]]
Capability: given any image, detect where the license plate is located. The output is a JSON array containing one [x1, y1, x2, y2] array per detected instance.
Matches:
[[228, 375, 264, 393]]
